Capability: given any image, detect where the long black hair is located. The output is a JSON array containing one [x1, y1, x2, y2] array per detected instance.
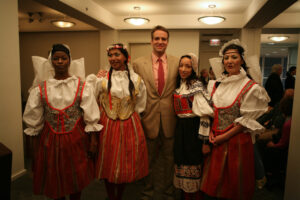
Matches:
[[222, 44, 252, 80], [176, 55, 199, 89], [107, 43, 135, 98]]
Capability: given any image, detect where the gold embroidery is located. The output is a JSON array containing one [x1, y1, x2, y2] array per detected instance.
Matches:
[[99, 77, 141, 120]]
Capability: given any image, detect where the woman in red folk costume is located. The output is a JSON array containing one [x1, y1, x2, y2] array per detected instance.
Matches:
[[23, 44, 102, 200], [87, 43, 148, 200], [199, 39, 270, 200], [173, 53, 212, 200]]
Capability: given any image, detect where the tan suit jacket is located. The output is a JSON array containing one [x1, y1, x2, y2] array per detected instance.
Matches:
[[132, 54, 179, 139]]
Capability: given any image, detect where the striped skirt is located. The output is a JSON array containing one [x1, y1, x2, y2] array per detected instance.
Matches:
[[32, 119, 94, 199], [95, 108, 149, 183], [200, 132, 255, 200]]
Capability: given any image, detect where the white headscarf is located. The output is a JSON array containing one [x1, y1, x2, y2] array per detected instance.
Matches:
[[209, 39, 262, 85], [29, 44, 85, 92]]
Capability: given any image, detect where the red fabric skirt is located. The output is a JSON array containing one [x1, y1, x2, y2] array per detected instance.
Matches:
[[32, 119, 94, 199], [95, 108, 149, 183], [200, 132, 255, 200]]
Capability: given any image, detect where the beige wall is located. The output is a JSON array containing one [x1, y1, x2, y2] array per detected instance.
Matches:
[[100, 30, 200, 70], [284, 35, 300, 199], [19, 31, 100, 100], [0, 0, 25, 179]]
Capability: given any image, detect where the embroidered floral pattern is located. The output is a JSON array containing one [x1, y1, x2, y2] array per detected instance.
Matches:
[[215, 103, 240, 131], [174, 164, 201, 193], [213, 80, 255, 132], [174, 80, 210, 114], [41, 81, 84, 133]]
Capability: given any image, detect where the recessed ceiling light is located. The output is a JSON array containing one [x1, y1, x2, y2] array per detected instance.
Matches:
[[51, 20, 75, 28], [269, 36, 289, 42]]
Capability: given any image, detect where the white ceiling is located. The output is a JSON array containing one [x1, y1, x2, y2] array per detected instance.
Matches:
[[18, 0, 300, 56], [18, 0, 300, 30]]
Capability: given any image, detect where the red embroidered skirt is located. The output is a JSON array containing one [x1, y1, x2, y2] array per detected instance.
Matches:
[[95, 108, 149, 183], [200, 132, 255, 200], [32, 119, 94, 199]]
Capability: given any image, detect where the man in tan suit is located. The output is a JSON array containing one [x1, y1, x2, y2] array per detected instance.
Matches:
[[132, 25, 179, 200]]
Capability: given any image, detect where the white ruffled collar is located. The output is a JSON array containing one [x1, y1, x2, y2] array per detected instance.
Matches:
[[217, 68, 247, 83], [48, 75, 77, 86], [111, 69, 129, 77]]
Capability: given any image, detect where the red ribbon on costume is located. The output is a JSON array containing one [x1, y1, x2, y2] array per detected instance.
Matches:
[[56, 110, 70, 132]]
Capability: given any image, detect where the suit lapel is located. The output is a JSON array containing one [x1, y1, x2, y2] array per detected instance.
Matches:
[[162, 55, 176, 96], [144, 56, 158, 94]]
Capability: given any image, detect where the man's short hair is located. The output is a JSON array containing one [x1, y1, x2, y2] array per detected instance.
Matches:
[[151, 25, 169, 40], [271, 64, 282, 73]]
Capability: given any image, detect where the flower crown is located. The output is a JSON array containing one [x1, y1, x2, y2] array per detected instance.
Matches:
[[106, 44, 128, 52]]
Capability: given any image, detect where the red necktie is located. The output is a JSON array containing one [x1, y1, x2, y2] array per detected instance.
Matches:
[[158, 58, 165, 95]]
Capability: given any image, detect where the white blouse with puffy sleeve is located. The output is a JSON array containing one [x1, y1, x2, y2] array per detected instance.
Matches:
[[86, 68, 147, 114], [207, 69, 270, 134], [23, 76, 103, 136]]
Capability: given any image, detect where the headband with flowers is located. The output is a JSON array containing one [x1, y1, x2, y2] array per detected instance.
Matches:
[[106, 44, 128, 52], [106, 43, 131, 64]]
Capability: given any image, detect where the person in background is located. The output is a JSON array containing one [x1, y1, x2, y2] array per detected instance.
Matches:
[[173, 53, 212, 200], [23, 44, 102, 200], [208, 66, 216, 80], [132, 25, 179, 200], [199, 39, 270, 200], [87, 43, 148, 200], [257, 90, 294, 189], [285, 66, 296, 89], [265, 64, 284, 108], [199, 68, 209, 87]]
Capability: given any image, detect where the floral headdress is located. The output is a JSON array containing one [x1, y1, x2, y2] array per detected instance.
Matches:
[[106, 44, 128, 52], [106, 43, 131, 64]]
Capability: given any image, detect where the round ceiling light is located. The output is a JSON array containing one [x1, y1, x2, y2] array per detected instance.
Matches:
[[198, 16, 225, 25], [124, 17, 149, 26]]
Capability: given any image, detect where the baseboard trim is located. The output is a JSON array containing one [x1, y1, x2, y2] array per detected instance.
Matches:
[[11, 169, 27, 181]]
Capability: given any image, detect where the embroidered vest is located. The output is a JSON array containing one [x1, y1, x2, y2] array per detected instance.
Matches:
[[39, 79, 84, 134], [173, 94, 194, 115], [211, 79, 255, 134], [99, 76, 141, 120]]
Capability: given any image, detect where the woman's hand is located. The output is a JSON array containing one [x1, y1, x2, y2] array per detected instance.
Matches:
[[213, 124, 245, 146], [202, 144, 211, 155], [209, 130, 215, 144], [266, 141, 275, 148], [213, 134, 229, 145], [96, 69, 107, 78]]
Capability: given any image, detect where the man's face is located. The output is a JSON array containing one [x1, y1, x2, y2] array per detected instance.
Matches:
[[151, 30, 168, 56]]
